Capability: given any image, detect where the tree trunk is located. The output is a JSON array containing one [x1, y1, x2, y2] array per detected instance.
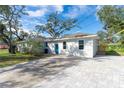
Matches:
[[8, 44, 16, 54]]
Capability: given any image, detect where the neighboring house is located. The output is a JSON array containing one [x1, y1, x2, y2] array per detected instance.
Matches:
[[17, 41, 29, 53], [44, 33, 99, 58], [0, 41, 8, 49]]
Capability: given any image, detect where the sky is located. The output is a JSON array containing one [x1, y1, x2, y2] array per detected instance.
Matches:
[[21, 5, 103, 36]]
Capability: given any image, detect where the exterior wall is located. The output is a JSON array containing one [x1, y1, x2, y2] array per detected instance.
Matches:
[[61, 39, 93, 58], [93, 39, 98, 56], [17, 43, 31, 53], [47, 41, 62, 54], [46, 38, 98, 58], [17, 43, 25, 53]]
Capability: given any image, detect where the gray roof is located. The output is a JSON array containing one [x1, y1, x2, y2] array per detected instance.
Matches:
[[63, 33, 91, 38]]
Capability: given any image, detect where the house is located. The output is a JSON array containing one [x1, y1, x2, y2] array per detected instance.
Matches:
[[0, 41, 8, 49], [44, 33, 99, 58], [16, 33, 99, 58]]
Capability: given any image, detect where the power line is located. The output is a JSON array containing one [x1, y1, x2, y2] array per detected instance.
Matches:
[[70, 6, 101, 33], [76, 18, 101, 33], [75, 9, 97, 30], [82, 20, 99, 30], [77, 7, 96, 25]]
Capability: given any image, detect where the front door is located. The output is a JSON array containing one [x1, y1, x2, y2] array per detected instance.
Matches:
[[55, 44, 59, 54]]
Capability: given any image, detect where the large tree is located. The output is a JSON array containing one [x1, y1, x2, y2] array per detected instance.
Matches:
[[0, 5, 28, 54], [35, 12, 77, 38], [97, 5, 124, 43], [97, 30, 108, 43]]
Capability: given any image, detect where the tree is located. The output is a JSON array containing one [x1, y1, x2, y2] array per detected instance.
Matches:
[[35, 12, 77, 38], [97, 5, 124, 43], [97, 30, 108, 43], [0, 5, 28, 54]]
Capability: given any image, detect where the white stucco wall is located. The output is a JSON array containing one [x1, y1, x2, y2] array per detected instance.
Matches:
[[61, 39, 93, 58], [47, 42, 62, 54], [46, 38, 98, 58], [93, 39, 98, 57]]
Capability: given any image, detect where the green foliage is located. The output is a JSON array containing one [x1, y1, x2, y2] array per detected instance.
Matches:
[[106, 44, 124, 55], [19, 40, 44, 56], [97, 5, 124, 43], [97, 30, 108, 43], [119, 32, 124, 44], [35, 12, 77, 38], [28, 40, 44, 56], [0, 5, 28, 54], [106, 44, 124, 51], [97, 6, 124, 32]]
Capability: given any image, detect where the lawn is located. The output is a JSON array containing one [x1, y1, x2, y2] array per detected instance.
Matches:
[[0, 49, 52, 68]]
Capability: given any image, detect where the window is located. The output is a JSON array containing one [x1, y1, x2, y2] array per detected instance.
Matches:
[[63, 42, 66, 49], [79, 40, 84, 49], [45, 42, 48, 47]]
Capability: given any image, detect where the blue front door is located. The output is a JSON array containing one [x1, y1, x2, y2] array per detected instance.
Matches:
[[55, 44, 59, 54]]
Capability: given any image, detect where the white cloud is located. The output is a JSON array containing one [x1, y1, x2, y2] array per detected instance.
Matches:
[[65, 7, 79, 18], [27, 8, 48, 17], [53, 5, 64, 13], [27, 5, 64, 17], [64, 5, 87, 18], [22, 28, 31, 34]]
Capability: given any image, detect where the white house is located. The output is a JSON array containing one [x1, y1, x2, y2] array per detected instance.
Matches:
[[44, 34, 99, 58]]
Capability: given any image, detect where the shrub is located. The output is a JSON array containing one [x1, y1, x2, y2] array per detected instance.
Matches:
[[106, 44, 124, 55], [29, 41, 44, 56], [98, 42, 107, 52], [17, 40, 44, 56], [107, 44, 124, 51]]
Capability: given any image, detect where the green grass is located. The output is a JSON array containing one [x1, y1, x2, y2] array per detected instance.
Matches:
[[0, 49, 52, 68]]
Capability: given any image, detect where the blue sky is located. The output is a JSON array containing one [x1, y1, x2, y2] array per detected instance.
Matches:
[[21, 5, 103, 36]]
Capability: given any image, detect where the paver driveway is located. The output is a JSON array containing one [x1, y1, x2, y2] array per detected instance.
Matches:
[[0, 55, 124, 88]]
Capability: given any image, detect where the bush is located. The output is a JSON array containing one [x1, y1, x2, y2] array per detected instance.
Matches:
[[22, 47, 29, 54], [17, 40, 44, 56], [29, 41, 44, 56], [107, 44, 124, 51], [106, 44, 124, 55], [98, 42, 107, 51]]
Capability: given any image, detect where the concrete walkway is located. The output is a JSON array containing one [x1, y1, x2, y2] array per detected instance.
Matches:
[[0, 55, 124, 88]]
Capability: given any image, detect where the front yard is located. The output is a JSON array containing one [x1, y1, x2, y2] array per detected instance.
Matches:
[[0, 49, 52, 68]]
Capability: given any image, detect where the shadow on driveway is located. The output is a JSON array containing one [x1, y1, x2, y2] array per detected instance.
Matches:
[[0, 55, 85, 87]]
